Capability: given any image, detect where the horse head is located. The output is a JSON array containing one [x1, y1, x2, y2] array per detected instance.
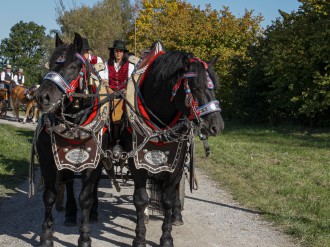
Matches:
[[178, 55, 224, 136], [35, 33, 93, 125], [141, 51, 224, 137]]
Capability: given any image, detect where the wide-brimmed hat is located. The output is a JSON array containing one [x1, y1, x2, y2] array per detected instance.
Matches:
[[18, 68, 23, 73], [82, 38, 91, 51], [108, 40, 128, 52], [6, 64, 11, 69]]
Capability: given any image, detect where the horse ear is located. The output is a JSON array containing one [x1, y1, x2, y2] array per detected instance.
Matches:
[[73, 33, 83, 53], [55, 33, 64, 47], [208, 56, 219, 67]]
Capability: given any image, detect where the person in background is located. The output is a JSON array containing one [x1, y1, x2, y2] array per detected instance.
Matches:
[[0, 64, 14, 101], [82, 38, 103, 65], [81, 37, 106, 79], [103, 40, 135, 91], [14, 68, 25, 86]]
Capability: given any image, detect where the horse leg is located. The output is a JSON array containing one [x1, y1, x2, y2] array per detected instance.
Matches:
[[9, 97, 18, 121], [37, 132, 57, 247], [64, 179, 78, 226], [89, 169, 101, 223], [132, 168, 149, 247], [39, 169, 58, 247], [160, 175, 182, 247], [171, 178, 184, 226], [33, 106, 39, 124], [23, 102, 32, 123], [78, 167, 101, 247]]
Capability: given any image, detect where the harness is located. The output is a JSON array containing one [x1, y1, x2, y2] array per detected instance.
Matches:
[[37, 53, 114, 172], [123, 52, 221, 175]]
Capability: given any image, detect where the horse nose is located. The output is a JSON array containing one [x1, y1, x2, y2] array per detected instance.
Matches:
[[209, 124, 220, 136], [208, 117, 224, 136]]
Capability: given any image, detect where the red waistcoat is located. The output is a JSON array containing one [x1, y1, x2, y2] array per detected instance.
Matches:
[[108, 61, 129, 90]]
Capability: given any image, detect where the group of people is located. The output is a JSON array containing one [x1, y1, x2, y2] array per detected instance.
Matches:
[[0, 65, 25, 101]]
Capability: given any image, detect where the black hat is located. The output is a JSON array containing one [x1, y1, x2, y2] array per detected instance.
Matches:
[[82, 38, 91, 51], [108, 40, 128, 52]]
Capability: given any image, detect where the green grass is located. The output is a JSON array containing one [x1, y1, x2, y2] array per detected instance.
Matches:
[[196, 122, 330, 247], [0, 124, 34, 197], [0, 122, 329, 246]]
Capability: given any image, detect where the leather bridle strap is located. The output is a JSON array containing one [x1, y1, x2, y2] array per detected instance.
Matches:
[[196, 100, 221, 117], [43, 53, 87, 100]]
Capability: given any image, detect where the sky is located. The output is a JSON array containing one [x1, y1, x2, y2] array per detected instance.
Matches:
[[0, 0, 301, 41]]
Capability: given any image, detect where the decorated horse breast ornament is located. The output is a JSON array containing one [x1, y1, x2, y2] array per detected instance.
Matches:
[[43, 58, 110, 172]]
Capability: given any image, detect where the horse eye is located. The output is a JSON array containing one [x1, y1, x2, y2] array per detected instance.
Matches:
[[69, 64, 78, 70]]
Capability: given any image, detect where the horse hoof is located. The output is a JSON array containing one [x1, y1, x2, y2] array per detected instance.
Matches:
[[132, 240, 146, 247], [171, 216, 184, 226], [78, 238, 91, 247], [64, 215, 77, 226], [160, 238, 174, 247], [40, 239, 54, 247]]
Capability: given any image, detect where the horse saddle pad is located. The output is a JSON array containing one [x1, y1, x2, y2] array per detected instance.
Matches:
[[51, 129, 103, 172], [133, 131, 185, 173]]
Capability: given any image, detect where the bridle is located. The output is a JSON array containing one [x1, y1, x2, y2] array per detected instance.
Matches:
[[171, 58, 221, 121], [169, 57, 222, 155], [43, 53, 88, 102]]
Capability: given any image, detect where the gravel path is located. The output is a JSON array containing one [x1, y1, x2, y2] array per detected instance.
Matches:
[[0, 114, 300, 247]]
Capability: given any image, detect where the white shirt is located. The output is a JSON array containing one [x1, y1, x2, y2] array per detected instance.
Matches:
[[14, 74, 25, 85], [1, 71, 13, 82], [101, 60, 135, 82]]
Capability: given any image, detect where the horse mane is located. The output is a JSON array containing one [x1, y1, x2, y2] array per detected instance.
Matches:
[[142, 51, 191, 92]]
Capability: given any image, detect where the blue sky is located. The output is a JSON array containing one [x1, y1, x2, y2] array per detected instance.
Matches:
[[0, 0, 301, 41]]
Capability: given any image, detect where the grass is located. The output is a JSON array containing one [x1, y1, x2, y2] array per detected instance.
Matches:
[[0, 122, 329, 246], [0, 124, 34, 197], [195, 122, 330, 247]]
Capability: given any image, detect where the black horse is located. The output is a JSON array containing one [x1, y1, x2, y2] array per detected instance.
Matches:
[[34, 33, 112, 247], [122, 49, 224, 247]]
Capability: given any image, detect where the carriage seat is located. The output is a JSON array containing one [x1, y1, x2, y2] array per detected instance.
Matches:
[[136, 41, 164, 72]]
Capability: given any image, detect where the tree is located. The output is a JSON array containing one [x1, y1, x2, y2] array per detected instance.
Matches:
[[0, 21, 51, 86], [127, 0, 263, 119], [55, 0, 132, 60], [254, 0, 330, 125]]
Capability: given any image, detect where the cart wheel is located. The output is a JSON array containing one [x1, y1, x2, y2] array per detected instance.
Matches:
[[56, 183, 65, 211]]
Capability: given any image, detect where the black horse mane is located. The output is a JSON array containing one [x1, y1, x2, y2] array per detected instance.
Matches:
[[142, 51, 191, 91], [142, 51, 219, 101]]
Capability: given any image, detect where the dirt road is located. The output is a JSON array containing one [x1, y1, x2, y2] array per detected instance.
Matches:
[[0, 114, 299, 247]]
